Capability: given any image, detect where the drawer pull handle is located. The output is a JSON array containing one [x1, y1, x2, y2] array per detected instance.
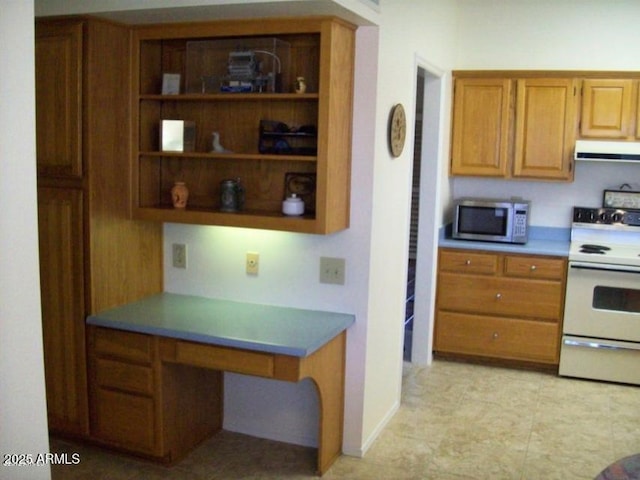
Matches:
[[465, 259, 471, 265], [492, 332, 499, 340], [530, 265, 537, 271], [495, 293, 502, 300]]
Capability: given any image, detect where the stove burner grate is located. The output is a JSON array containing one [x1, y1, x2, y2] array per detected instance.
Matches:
[[579, 244, 611, 254]]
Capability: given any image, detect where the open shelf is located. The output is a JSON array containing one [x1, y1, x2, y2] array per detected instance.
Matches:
[[132, 17, 355, 234]]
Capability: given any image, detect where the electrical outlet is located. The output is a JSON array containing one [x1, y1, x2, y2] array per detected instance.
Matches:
[[246, 252, 259, 275], [319, 257, 345, 285], [172, 243, 187, 269]]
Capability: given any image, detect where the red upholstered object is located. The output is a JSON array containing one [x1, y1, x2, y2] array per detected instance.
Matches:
[[595, 454, 640, 480]]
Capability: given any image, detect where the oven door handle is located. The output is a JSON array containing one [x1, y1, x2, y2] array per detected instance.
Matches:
[[569, 262, 640, 274], [563, 338, 640, 351]]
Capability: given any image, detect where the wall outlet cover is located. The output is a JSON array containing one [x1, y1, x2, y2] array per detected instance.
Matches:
[[246, 252, 259, 275]]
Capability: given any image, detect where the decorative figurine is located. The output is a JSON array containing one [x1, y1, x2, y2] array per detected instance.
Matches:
[[171, 181, 189, 209], [211, 132, 232, 153], [294, 76, 307, 94]]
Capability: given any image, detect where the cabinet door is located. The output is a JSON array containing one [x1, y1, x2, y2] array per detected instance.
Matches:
[[581, 79, 635, 139], [37, 187, 88, 435], [35, 22, 83, 178], [451, 78, 511, 177], [513, 78, 578, 180], [636, 86, 640, 139]]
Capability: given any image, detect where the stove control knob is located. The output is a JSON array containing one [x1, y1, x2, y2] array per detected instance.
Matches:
[[599, 211, 611, 223], [612, 212, 624, 223]]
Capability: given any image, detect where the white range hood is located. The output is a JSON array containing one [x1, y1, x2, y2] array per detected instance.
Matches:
[[575, 140, 640, 162]]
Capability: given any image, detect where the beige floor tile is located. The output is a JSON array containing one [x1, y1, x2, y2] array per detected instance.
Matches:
[[427, 439, 527, 480], [522, 449, 610, 480], [50, 359, 640, 480]]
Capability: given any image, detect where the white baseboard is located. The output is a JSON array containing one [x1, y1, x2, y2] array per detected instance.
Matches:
[[342, 399, 400, 457]]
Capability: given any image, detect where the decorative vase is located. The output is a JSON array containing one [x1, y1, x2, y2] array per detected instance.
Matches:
[[171, 181, 189, 209], [294, 76, 307, 94]]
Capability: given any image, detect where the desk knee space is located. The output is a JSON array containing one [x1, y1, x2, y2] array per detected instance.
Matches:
[[88, 326, 347, 475]]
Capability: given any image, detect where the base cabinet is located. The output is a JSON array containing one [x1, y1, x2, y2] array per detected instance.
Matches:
[[37, 187, 87, 434], [88, 326, 223, 462], [434, 248, 567, 366]]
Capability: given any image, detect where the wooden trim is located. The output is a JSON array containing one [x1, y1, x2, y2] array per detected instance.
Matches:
[[133, 16, 356, 39], [454, 70, 640, 79]]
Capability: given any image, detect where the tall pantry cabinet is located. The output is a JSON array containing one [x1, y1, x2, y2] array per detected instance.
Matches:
[[35, 17, 163, 436]]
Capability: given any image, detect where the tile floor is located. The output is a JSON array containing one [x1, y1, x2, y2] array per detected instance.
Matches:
[[50, 359, 640, 479]]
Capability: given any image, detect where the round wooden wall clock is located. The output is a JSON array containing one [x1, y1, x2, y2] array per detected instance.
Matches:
[[388, 103, 407, 157]]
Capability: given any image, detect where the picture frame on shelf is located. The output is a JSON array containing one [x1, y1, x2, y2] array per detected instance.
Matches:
[[162, 73, 181, 95], [285, 172, 316, 214]]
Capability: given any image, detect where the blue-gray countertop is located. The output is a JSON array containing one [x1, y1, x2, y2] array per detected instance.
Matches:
[[87, 293, 355, 358], [439, 225, 570, 257]]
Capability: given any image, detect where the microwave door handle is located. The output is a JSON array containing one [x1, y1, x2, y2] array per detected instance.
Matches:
[[569, 262, 640, 274], [563, 338, 640, 352]]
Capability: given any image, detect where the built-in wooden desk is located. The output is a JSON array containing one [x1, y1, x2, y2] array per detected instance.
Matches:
[[86, 293, 354, 475]]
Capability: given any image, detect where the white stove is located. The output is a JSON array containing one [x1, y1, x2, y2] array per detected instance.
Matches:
[[568, 207, 640, 267], [560, 206, 640, 385]]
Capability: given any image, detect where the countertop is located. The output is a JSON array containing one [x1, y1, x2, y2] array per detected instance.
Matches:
[[439, 225, 570, 257], [87, 293, 355, 357]]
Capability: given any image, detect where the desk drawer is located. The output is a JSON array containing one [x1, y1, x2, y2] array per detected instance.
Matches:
[[95, 357, 154, 395], [93, 327, 153, 364], [93, 388, 156, 455], [174, 341, 275, 378]]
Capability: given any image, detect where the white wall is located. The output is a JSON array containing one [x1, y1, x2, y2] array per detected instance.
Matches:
[[451, 0, 640, 226], [0, 1, 52, 479], [360, 0, 456, 448]]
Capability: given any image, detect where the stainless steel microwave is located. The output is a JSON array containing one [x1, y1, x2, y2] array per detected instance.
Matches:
[[452, 198, 530, 244]]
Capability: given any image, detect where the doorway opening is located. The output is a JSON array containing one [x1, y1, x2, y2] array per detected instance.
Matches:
[[404, 64, 443, 364], [403, 69, 424, 361]]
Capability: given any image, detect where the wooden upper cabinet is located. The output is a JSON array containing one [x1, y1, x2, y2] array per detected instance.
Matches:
[[513, 78, 578, 181], [450, 78, 511, 177], [35, 21, 83, 179], [451, 72, 578, 182], [580, 79, 636, 139]]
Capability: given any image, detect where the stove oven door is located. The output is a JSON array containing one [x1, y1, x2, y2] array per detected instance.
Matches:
[[560, 262, 640, 384], [563, 262, 640, 342]]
